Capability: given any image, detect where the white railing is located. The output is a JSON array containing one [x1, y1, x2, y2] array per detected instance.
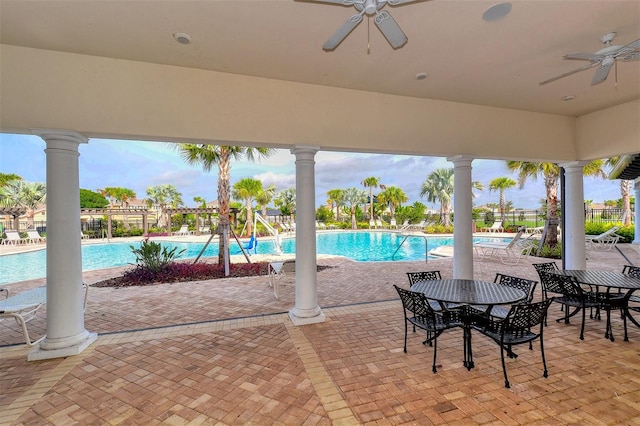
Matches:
[[254, 212, 283, 255]]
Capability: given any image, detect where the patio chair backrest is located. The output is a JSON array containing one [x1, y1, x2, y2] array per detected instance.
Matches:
[[503, 299, 551, 335], [622, 265, 640, 278], [494, 273, 537, 303], [406, 271, 442, 288], [538, 271, 582, 298]]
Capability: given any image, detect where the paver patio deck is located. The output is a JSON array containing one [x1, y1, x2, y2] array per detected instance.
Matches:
[[2, 240, 640, 425]]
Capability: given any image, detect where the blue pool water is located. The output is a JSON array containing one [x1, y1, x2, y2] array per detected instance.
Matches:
[[0, 232, 507, 284]]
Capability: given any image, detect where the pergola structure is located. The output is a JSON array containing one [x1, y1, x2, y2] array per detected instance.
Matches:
[[163, 207, 219, 236], [80, 208, 152, 239], [0, 207, 27, 232]]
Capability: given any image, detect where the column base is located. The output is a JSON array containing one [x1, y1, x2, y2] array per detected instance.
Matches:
[[288, 307, 326, 326], [28, 332, 97, 361]]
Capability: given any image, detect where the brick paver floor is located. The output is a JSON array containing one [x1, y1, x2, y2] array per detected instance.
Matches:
[[2, 241, 640, 424]]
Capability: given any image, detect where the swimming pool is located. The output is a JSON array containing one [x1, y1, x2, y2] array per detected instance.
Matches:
[[0, 232, 508, 284]]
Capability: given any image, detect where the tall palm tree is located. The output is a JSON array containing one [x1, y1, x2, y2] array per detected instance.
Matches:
[[326, 188, 345, 222], [488, 177, 517, 224], [507, 160, 606, 246], [361, 177, 382, 221], [255, 183, 277, 218], [232, 177, 263, 236], [0, 180, 46, 229], [342, 187, 367, 229], [377, 185, 408, 224], [0, 173, 21, 188], [176, 144, 275, 264], [112, 187, 136, 229], [145, 184, 183, 229], [420, 168, 454, 226], [606, 157, 633, 226], [274, 187, 296, 220]]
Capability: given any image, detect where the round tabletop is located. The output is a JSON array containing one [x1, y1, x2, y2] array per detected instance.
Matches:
[[411, 279, 526, 306], [553, 270, 640, 290]]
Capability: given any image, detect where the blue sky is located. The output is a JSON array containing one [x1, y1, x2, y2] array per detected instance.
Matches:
[[0, 133, 623, 210]]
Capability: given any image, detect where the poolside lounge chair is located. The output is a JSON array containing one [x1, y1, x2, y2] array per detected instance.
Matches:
[[26, 229, 46, 244], [585, 226, 622, 251], [173, 224, 191, 236], [316, 221, 326, 230], [408, 220, 426, 231], [2, 230, 29, 245], [480, 221, 503, 233], [375, 219, 389, 229], [0, 283, 88, 346], [198, 225, 211, 234], [473, 229, 535, 265], [80, 231, 90, 240]]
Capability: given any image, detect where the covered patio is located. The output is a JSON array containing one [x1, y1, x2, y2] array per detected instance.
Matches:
[[2, 244, 640, 424]]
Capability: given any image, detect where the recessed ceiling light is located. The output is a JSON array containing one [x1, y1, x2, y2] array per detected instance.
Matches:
[[174, 33, 192, 45], [562, 95, 576, 101], [416, 72, 428, 80], [483, 3, 512, 22]]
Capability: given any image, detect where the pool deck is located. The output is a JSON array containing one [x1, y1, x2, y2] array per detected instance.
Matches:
[[2, 235, 640, 424]]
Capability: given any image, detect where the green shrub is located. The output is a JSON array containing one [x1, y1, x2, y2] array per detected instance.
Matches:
[[129, 240, 186, 273], [538, 244, 561, 259]]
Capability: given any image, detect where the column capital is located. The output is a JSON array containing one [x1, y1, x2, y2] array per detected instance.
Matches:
[[558, 161, 588, 172], [446, 155, 474, 167], [31, 129, 88, 148], [291, 145, 320, 156]]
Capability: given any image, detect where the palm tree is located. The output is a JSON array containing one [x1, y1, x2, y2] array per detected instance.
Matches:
[[342, 187, 367, 229], [606, 157, 633, 226], [377, 185, 408, 225], [488, 177, 517, 224], [0, 180, 46, 229], [112, 187, 136, 229], [507, 160, 606, 247], [420, 168, 454, 226], [361, 177, 382, 221], [326, 189, 345, 222], [146, 184, 183, 229], [255, 183, 277, 218], [0, 173, 21, 188], [274, 188, 296, 220], [232, 177, 263, 236], [175, 144, 275, 264]]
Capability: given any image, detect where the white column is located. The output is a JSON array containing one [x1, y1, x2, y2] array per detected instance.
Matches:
[[289, 145, 325, 325], [634, 179, 640, 246], [447, 156, 474, 279], [559, 162, 587, 270], [28, 130, 97, 361]]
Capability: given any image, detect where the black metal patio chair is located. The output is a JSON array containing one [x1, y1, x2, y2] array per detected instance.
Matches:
[[394, 285, 462, 373], [537, 271, 600, 340], [622, 265, 640, 329], [473, 299, 552, 388]]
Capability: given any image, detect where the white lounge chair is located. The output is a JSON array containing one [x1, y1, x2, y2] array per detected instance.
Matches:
[[0, 284, 88, 346], [473, 229, 535, 265], [2, 230, 28, 245], [586, 226, 622, 251], [316, 221, 326, 230], [408, 219, 426, 231], [173, 224, 191, 236], [26, 229, 46, 244], [480, 221, 504, 233], [375, 219, 389, 229]]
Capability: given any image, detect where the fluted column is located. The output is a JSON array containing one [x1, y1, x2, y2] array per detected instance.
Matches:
[[559, 162, 587, 270], [447, 155, 474, 279], [28, 129, 97, 361], [289, 145, 325, 325]]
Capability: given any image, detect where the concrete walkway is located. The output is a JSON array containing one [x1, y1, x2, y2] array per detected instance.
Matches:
[[2, 243, 640, 424]]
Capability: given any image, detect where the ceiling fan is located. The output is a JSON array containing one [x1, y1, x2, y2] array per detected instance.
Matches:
[[539, 32, 640, 86], [305, 0, 425, 51]]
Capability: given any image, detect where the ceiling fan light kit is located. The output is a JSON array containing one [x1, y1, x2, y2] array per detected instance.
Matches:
[[304, 0, 424, 51], [539, 32, 640, 86]]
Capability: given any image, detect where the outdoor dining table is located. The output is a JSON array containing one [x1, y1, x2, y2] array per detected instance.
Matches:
[[550, 270, 640, 340], [411, 279, 526, 370]]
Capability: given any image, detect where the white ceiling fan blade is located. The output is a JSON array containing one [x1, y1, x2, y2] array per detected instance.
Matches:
[[302, 0, 358, 5], [374, 10, 407, 49], [323, 13, 363, 51], [564, 52, 602, 61], [386, 0, 425, 5], [538, 62, 600, 86], [620, 51, 640, 61], [621, 38, 640, 50], [591, 61, 613, 85]]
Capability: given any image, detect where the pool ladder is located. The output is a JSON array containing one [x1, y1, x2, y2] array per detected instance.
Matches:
[[392, 232, 429, 262]]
